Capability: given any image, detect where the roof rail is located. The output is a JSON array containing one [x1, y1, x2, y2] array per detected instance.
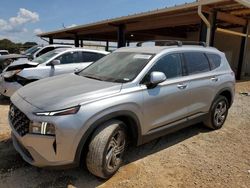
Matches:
[[136, 40, 182, 47], [182, 41, 207, 47], [136, 40, 207, 47]]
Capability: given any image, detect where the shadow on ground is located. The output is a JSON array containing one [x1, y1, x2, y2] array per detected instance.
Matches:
[[0, 95, 9, 105], [125, 123, 209, 164], [0, 138, 28, 174], [0, 123, 210, 187]]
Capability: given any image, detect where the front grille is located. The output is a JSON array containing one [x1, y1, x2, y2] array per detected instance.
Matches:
[[9, 103, 30, 137]]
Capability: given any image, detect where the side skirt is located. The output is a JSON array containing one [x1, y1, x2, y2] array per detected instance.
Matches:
[[139, 113, 207, 145]]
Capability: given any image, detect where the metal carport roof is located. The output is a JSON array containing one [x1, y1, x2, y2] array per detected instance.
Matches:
[[38, 0, 250, 43]]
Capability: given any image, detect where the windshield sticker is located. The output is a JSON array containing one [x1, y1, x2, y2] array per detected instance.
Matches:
[[133, 54, 152, 59], [123, 78, 130, 81]]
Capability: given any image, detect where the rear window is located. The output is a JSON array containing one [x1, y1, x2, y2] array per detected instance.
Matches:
[[184, 52, 210, 75], [206, 54, 221, 70]]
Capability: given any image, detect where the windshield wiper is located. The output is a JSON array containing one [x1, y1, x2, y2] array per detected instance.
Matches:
[[83, 74, 103, 81], [107, 78, 128, 83]]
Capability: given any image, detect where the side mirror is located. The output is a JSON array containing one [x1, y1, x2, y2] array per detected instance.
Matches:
[[148, 71, 166, 86], [50, 60, 61, 66]]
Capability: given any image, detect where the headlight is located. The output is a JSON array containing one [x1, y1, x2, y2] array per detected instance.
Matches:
[[3, 69, 21, 78], [29, 121, 55, 135], [34, 105, 80, 116]]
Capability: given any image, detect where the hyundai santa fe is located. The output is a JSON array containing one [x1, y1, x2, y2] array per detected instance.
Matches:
[[8, 41, 235, 179], [0, 48, 109, 97]]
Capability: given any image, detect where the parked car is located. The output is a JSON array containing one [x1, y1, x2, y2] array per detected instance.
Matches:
[[21, 45, 43, 59], [0, 44, 73, 73], [8, 41, 235, 179], [0, 50, 9, 56], [29, 44, 73, 60], [0, 48, 109, 97], [0, 54, 27, 73]]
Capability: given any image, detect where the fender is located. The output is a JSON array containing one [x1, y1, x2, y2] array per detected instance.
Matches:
[[214, 87, 234, 107], [74, 110, 142, 164]]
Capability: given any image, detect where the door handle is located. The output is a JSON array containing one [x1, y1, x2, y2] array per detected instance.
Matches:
[[211, 77, 218, 82], [177, 84, 187, 89]]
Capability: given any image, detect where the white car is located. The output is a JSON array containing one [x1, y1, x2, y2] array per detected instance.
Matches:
[[29, 44, 73, 60], [0, 50, 9, 56], [0, 48, 109, 97]]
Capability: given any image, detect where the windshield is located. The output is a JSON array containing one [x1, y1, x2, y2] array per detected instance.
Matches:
[[79, 52, 154, 83], [32, 50, 60, 64], [24, 45, 41, 55]]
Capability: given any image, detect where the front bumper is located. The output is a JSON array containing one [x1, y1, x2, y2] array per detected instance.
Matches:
[[0, 75, 22, 97], [9, 93, 86, 167]]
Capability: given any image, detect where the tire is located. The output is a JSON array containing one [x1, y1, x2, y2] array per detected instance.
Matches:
[[86, 120, 127, 179], [204, 95, 229, 130]]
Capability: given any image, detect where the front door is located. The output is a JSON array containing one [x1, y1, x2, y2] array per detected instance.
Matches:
[[142, 53, 190, 133], [49, 51, 83, 76]]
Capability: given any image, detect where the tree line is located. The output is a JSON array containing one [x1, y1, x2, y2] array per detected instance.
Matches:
[[0, 39, 37, 54]]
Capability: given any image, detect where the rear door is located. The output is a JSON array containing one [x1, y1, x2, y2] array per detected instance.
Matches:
[[183, 51, 217, 117]]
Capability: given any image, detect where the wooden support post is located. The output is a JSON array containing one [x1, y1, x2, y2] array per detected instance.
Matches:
[[117, 24, 126, 48], [49, 37, 53, 44], [74, 35, 79, 47], [210, 11, 217, 47], [199, 13, 209, 43], [237, 20, 249, 80], [105, 41, 109, 51], [126, 41, 130, 46]]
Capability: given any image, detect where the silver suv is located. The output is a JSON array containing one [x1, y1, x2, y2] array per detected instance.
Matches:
[[0, 48, 109, 97], [8, 41, 235, 179]]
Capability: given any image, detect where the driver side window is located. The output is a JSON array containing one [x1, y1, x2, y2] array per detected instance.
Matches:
[[55, 52, 80, 64], [143, 53, 183, 82]]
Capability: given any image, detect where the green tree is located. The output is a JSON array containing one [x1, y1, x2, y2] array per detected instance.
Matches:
[[0, 39, 37, 54]]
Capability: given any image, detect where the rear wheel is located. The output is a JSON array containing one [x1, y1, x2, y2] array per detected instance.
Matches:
[[86, 120, 127, 179], [204, 95, 229, 130]]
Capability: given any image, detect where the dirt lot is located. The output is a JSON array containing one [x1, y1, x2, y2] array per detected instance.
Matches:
[[0, 81, 250, 188]]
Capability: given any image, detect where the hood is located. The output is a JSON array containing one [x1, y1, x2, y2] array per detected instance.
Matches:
[[6, 59, 38, 71], [0, 54, 27, 62], [16, 73, 122, 111]]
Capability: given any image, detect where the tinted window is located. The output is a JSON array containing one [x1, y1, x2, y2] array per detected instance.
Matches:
[[207, 54, 221, 70], [36, 47, 54, 57], [184, 52, 210, 75], [56, 51, 81, 64], [82, 52, 105, 62], [146, 53, 182, 80], [0, 52, 8, 55]]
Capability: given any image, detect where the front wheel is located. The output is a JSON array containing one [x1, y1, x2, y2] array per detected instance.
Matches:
[[86, 120, 127, 179], [204, 96, 229, 130]]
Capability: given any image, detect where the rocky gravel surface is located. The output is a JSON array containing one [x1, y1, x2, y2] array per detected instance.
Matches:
[[0, 81, 249, 188]]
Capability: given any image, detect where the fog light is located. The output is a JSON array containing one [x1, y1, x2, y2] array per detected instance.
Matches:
[[29, 121, 55, 136]]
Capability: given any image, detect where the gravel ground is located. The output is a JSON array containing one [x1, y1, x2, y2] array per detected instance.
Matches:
[[0, 81, 249, 188]]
